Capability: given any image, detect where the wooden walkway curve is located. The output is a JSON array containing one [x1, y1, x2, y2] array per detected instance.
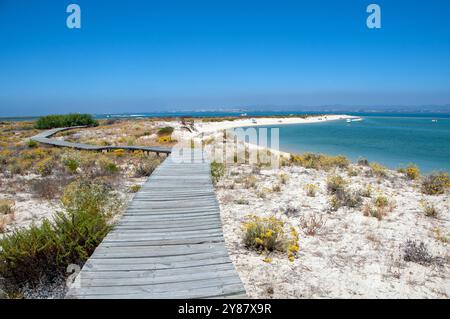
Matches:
[[65, 149, 246, 299], [31, 126, 171, 155], [31, 127, 245, 298]]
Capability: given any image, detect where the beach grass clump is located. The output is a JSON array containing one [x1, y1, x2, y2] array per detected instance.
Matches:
[[374, 194, 389, 208], [299, 214, 326, 236], [272, 184, 281, 192], [211, 161, 225, 184], [134, 159, 161, 177], [346, 166, 359, 177], [369, 162, 387, 178], [304, 183, 318, 197], [326, 175, 347, 194], [362, 203, 385, 220], [98, 158, 120, 175], [62, 155, 80, 174], [0, 178, 116, 289], [278, 173, 289, 185], [403, 240, 443, 266], [290, 153, 349, 171], [434, 228, 449, 244], [398, 164, 420, 180], [129, 185, 141, 193], [362, 195, 394, 220], [235, 198, 249, 205], [421, 172, 450, 195], [329, 188, 362, 211], [421, 201, 438, 218], [31, 178, 63, 200], [35, 157, 53, 176], [0, 199, 14, 216], [360, 185, 372, 197], [35, 113, 98, 129]]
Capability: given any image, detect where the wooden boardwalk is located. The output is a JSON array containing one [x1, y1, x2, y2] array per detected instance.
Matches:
[[31, 126, 171, 155], [66, 149, 246, 299]]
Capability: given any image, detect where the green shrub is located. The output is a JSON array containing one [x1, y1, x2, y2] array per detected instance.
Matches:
[[63, 156, 80, 174], [62, 178, 116, 217], [0, 209, 111, 287], [129, 185, 141, 193], [242, 215, 286, 252], [326, 175, 347, 194], [27, 140, 38, 148], [35, 157, 53, 176], [290, 153, 349, 171], [304, 184, 317, 197], [369, 162, 387, 177], [35, 114, 98, 129], [360, 185, 372, 197], [99, 159, 119, 175], [0, 199, 14, 215], [421, 172, 450, 195], [329, 188, 362, 211], [398, 164, 420, 180], [0, 178, 114, 288], [211, 161, 225, 184], [157, 126, 174, 136], [422, 201, 438, 218], [374, 195, 389, 208]]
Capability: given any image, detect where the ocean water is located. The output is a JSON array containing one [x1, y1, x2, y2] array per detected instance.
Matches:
[[239, 116, 450, 173]]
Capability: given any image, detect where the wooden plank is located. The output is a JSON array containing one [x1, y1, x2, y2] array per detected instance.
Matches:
[[64, 148, 246, 299]]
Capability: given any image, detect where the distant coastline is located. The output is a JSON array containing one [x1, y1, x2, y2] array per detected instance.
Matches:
[[1, 110, 450, 122]]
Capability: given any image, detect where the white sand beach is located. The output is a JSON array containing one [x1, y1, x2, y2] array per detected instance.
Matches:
[[195, 114, 357, 133]]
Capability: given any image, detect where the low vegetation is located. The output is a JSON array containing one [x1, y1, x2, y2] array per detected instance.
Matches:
[[0, 199, 15, 215], [421, 172, 450, 195], [0, 178, 118, 290], [299, 213, 326, 236], [35, 114, 98, 129], [242, 215, 299, 262], [134, 159, 161, 177], [326, 175, 347, 194], [421, 201, 438, 218], [362, 195, 394, 220], [398, 164, 420, 180], [157, 126, 174, 136], [211, 161, 225, 184], [403, 240, 443, 266], [290, 153, 349, 171], [304, 184, 318, 197], [329, 188, 362, 211], [369, 162, 387, 178]]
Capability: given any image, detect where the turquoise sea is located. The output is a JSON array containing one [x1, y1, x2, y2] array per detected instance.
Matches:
[[239, 116, 450, 173]]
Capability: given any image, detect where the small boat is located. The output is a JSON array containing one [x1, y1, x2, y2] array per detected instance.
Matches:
[[431, 119, 438, 122], [346, 117, 363, 123]]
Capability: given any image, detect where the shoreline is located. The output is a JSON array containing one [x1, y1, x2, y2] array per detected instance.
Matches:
[[196, 114, 357, 133]]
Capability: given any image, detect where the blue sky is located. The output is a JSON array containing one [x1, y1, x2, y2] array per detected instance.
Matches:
[[1, 0, 450, 116]]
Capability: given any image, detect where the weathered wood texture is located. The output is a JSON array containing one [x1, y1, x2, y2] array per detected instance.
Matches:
[[66, 149, 246, 299], [31, 126, 171, 155]]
